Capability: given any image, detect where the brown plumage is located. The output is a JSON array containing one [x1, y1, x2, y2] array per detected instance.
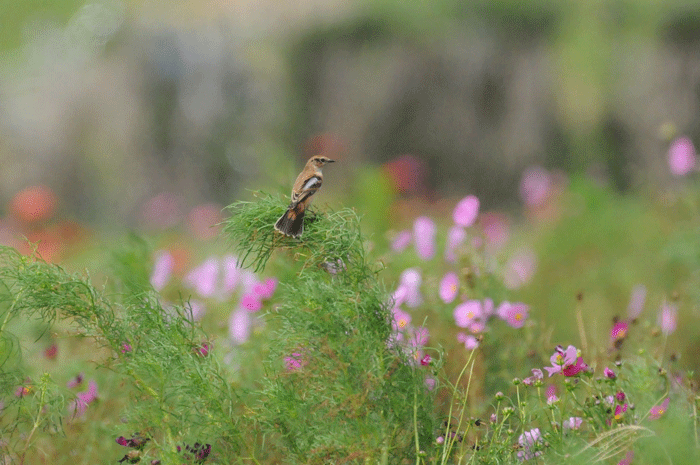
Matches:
[[274, 156, 335, 238]]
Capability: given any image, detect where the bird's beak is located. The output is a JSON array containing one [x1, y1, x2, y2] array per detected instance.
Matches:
[[327, 159, 336, 163]]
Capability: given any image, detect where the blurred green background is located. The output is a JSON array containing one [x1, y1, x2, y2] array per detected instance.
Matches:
[[2, 0, 700, 376]]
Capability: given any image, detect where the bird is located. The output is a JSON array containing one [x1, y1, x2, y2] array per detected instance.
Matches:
[[274, 155, 335, 238]]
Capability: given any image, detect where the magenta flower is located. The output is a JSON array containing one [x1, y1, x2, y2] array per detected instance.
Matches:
[[562, 356, 588, 377], [240, 293, 262, 312], [615, 391, 626, 403], [627, 284, 646, 320], [453, 195, 479, 227], [69, 380, 98, 418], [150, 250, 174, 291], [614, 403, 628, 421], [229, 308, 251, 345], [285, 352, 308, 371], [457, 332, 479, 350], [546, 384, 556, 400], [454, 300, 483, 328], [184, 257, 219, 298], [392, 307, 412, 332], [391, 230, 412, 252], [413, 216, 436, 260], [496, 301, 529, 328], [658, 302, 677, 335], [67, 373, 84, 389], [649, 398, 670, 420], [604, 367, 616, 380], [399, 268, 423, 307], [618, 451, 634, 465], [503, 249, 537, 289], [44, 343, 57, 360], [439, 272, 459, 303], [668, 136, 697, 176], [121, 342, 132, 353], [610, 321, 629, 342], [253, 277, 277, 300], [444, 226, 466, 262], [544, 345, 578, 377], [520, 166, 551, 207], [424, 377, 436, 390]]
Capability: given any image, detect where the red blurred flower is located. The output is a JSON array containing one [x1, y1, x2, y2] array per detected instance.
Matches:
[[9, 185, 57, 224]]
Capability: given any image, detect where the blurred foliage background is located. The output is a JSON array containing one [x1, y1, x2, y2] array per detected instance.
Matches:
[[2, 0, 700, 382]]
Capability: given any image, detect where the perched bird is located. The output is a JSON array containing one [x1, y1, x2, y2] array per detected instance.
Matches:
[[275, 156, 335, 238]]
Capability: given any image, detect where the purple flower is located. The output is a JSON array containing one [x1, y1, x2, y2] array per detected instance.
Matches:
[[150, 250, 174, 291], [658, 302, 677, 335], [69, 380, 98, 418], [444, 226, 466, 263], [564, 417, 583, 430], [391, 230, 412, 252], [184, 257, 219, 298], [627, 284, 646, 320], [604, 367, 616, 380], [503, 249, 537, 289], [285, 352, 307, 371], [229, 309, 251, 344], [649, 398, 670, 420], [453, 195, 479, 227], [454, 300, 483, 328], [520, 166, 551, 207], [668, 136, 697, 176], [614, 403, 628, 421], [413, 216, 436, 260], [517, 428, 543, 461], [618, 451, 633, 465], [439, 272, 459, 303], [496, 301, 529, 328], [615, 391, 626, 403], [67, 373, 84, 389], [121, 342, 132, 353]]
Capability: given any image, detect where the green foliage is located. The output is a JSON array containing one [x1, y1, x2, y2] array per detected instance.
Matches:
[[223, 194, 438, 463]]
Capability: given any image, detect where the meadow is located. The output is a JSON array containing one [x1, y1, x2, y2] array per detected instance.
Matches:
[[1, 140, 699, 464]]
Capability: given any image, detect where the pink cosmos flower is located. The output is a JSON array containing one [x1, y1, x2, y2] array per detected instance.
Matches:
[[453, 196, 479, 227], [392, 307, 412, 332], [444, 226, 466, 262], [562, 356, 588, 377], [618, 451, 634, 465], [140, 192, 182, 229], [413, 216, 436, 260], [229, 309, 251, 345], [424, 377, 436, 390], [454, 300, 483, 328], [69, 380, 98, 418], [150, 250, 174, 291], [239, 293, 262, 312], [627, 284, 646, 320], [410, 326, 430, 347], [481, 212, 509, 249], [611, 321, 629, 342], [439, 272, 459, 303], [658, 302, 677, 335], [253, 277, 277, 300], [604, 367, 616, 380], [668, 136, 697, 176], [649, 398, 670, 420], [184, 257, 219, 298], [420, 354, 431, 366], [615, 391, 626, 403], [221, 255, 240, 294], [503, 250, 537, 289], [121, 342, 132, 353], [517, 428, 543, 461], [544, 345, 577, 377], [523, 368, 543, 386], [564, 417, 583, 430], [520, 166, 551, 207], [457, 332, 479, 350], [496, 301, 529, 328], [391, 230, 412, 252], [399, 268, 423, 307]]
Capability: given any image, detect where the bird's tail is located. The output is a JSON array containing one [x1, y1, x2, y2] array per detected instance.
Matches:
[[274, 204, 305, 238]]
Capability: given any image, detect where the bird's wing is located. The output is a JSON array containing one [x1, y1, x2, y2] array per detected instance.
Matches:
[[291, 174, 322, 204]]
